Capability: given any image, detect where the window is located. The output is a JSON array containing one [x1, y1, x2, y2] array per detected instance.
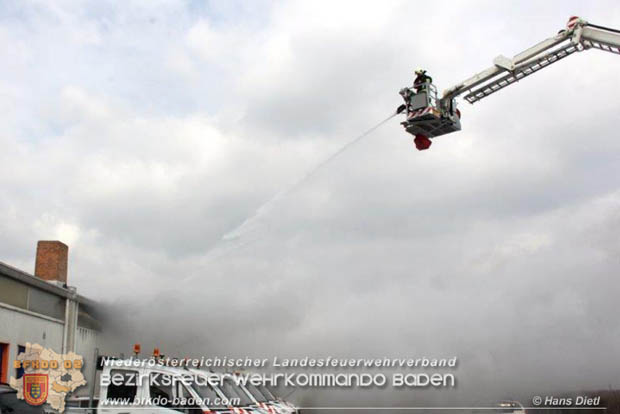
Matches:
[[149, 373, 174, 408], [178, 383, 202, 413], [258, 385, 276, 401], [244, 383, 268, 402], [193, 380, 226, 409], [106, 369, 138, 403], [220, 379, 254, 406]]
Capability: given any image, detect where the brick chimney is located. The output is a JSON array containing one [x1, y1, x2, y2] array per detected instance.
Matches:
[[35, 241, 68, 284]]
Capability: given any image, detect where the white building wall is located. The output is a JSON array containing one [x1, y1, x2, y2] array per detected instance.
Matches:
[[0, 303, 64, 379], [0, 303, 107, 397], [74, 326, 101, 397]]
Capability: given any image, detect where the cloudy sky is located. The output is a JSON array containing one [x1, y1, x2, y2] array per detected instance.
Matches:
[[2, 0, 620, 406]]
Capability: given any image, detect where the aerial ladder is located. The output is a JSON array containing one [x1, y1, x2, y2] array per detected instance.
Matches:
[[399, 17, 620, 150]]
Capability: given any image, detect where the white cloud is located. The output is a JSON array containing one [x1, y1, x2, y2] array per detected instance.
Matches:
[[1, 0, 620, 402]]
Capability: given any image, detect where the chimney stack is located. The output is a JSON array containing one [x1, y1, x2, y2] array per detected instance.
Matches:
[[35, 240, 68, 284]]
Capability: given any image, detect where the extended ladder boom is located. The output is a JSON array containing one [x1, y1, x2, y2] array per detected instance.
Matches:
[[440, 17, 620, 107]]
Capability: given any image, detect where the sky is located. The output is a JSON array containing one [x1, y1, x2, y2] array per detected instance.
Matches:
[[1, 0, 620, 407]]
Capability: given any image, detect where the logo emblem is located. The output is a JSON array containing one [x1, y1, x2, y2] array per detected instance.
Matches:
[[23, 374, 48, 406]]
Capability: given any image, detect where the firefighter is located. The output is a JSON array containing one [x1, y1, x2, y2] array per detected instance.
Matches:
[[413, 68, 432, 93]]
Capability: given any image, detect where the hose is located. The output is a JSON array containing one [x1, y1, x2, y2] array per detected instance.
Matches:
[[218, 112, 399, 244]]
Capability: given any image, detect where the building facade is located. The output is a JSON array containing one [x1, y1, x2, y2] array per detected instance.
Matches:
[[0, 241, 102, 393]]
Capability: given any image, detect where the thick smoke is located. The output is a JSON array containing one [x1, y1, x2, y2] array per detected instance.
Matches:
[[97, 111, 620, 408]]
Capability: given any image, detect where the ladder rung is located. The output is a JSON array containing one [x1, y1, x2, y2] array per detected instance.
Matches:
[[583, 40, 620, 54]]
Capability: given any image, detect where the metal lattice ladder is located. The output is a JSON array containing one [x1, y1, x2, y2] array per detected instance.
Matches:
[[582, 39, 620, 55], [464, 42, 583, 104]]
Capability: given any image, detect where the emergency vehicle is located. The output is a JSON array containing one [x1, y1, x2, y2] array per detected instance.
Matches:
[[400, 16, 620, 150], [64, 346, 297, 414]]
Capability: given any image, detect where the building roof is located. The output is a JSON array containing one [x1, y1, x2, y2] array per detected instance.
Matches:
[[0, 260, 98, 308]]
